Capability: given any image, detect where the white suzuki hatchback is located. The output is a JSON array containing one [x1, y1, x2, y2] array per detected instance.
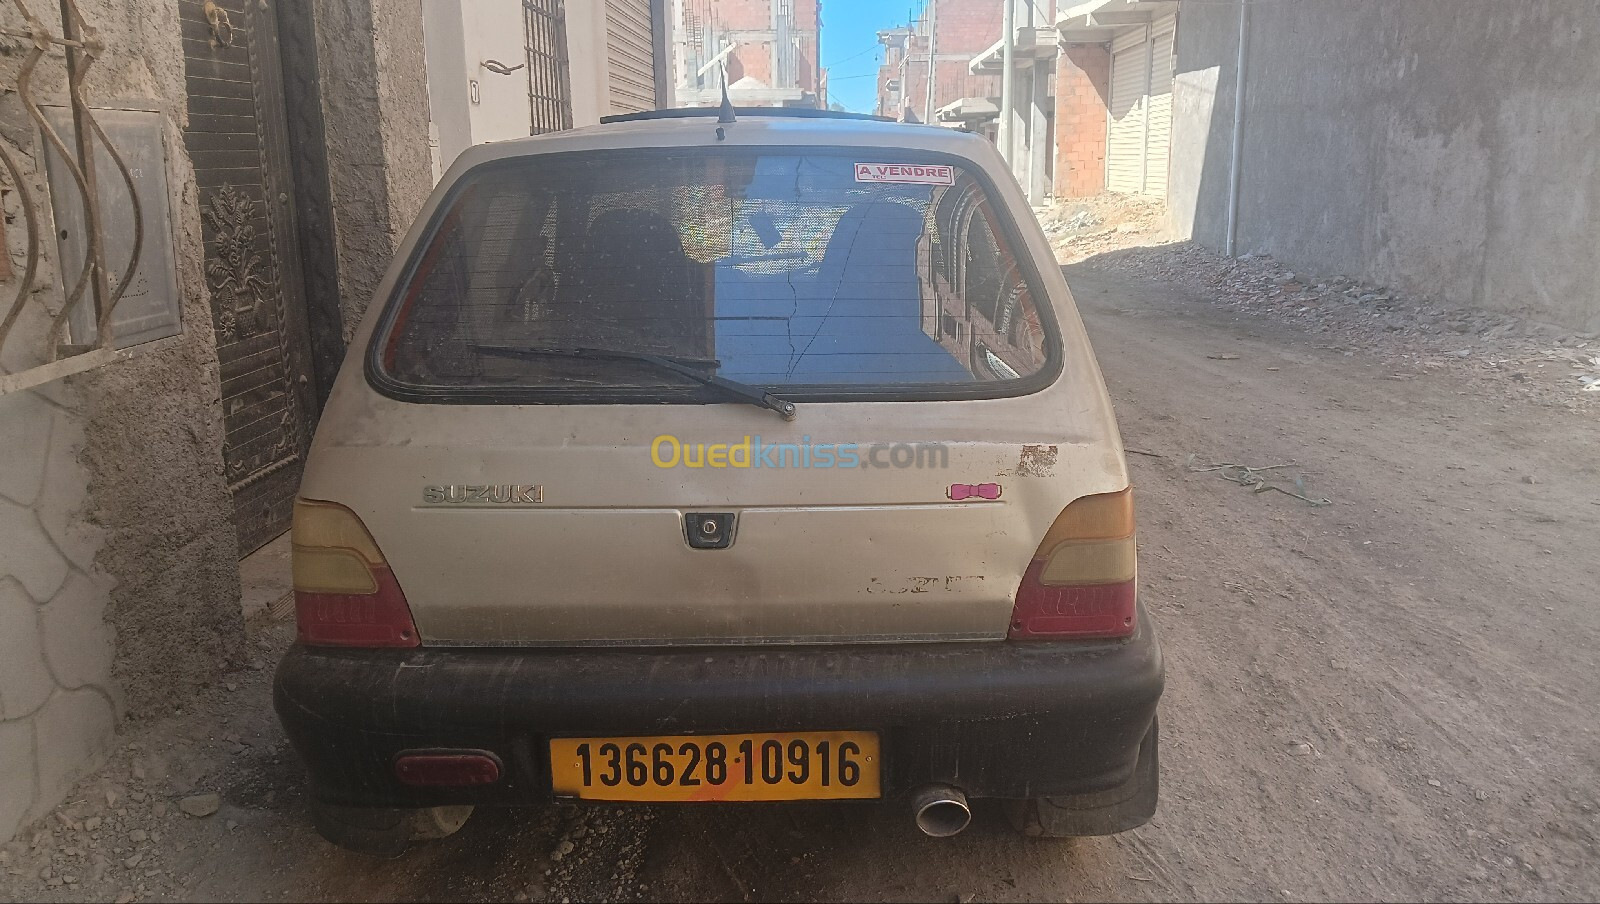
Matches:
[[275, 107, 1162, 854]]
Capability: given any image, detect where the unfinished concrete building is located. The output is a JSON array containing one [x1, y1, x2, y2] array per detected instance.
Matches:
[[673, 0, 824, 108], [878, 1, 1058, 206], [875, 0, 1004, 127]]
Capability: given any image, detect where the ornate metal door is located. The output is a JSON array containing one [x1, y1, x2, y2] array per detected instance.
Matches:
[[180, 0, 317, 555]]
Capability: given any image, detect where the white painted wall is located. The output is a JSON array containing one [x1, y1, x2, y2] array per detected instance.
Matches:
[[423, 0, 635, 171], [465, 2, 537, 142], [565, 1, 612, 127], [0, 383, 118, 846], [422, 0, 471, 175], [422, 0, 536, 175]]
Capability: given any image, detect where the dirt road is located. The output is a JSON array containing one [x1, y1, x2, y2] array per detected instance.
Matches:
[[5, 253, 1598, 903]]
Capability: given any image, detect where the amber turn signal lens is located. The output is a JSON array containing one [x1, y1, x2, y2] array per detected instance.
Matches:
[[1037, 488, 1135, 550], [291, 499, 420, 648], [1009, 489, 1138, 640]]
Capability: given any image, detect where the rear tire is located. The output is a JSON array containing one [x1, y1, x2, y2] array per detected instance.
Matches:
[[410, 804, 475, 840], [310, 799, 474, 856], [1006, 716, 1159, 838]]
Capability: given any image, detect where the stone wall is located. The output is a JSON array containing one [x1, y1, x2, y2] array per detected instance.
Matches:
[[1167, 0, 1600, 330]]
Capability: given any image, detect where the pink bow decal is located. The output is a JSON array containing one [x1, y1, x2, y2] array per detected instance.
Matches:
[[948, 483, 1001, 501]]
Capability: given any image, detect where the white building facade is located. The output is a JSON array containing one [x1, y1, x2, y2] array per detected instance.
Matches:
[[422, 0, 673, 178]]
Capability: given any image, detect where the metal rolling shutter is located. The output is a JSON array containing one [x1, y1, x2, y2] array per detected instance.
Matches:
[[1106, 28, 1149, 194], [606, 0, 657, 114], [1144, 14, 1177, 198]]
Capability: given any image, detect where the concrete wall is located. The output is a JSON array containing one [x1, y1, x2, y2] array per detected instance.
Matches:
[[1168, 0, 1600, 330], [312, 0, 435, 334], [1, 0, 243, 842]]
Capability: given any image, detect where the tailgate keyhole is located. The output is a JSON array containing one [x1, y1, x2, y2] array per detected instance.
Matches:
[[685, 513, 736, 550]]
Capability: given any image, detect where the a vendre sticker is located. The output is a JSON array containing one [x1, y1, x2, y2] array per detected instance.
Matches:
[[854, 163, 955, 186]]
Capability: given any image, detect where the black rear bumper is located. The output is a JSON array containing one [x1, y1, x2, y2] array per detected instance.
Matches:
[[274, 614, 1163, 808]]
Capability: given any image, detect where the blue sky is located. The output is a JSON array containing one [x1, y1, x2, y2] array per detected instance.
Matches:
[[821, 1, 923, 113]]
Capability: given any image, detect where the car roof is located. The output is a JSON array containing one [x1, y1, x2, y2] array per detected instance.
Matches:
[[446, 111, 996, 175]]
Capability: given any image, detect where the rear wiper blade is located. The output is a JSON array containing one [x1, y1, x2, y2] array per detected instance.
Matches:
[[474, 344, 798, 421]]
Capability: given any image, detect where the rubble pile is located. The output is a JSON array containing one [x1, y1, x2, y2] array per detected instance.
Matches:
[[1041, 193, 1166, 262], [1092, 243, 1600, 408], [0, 745, 234, 903], [0, 631, 293, 904], [1037, 196, 1598, 409]]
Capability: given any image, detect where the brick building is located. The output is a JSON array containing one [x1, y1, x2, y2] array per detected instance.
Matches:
[[1053, 44, 1112, 198], [968, 0, 1058, 203], [878, 2, 1059, 205], [1052, 0, 1179, 199], [674, 0, 824, 107], [875, 0, 1003, 125]]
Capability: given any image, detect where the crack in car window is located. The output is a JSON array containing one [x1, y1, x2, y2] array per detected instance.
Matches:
[[787, 159, 865, 380], [782, 157, 802, 375]]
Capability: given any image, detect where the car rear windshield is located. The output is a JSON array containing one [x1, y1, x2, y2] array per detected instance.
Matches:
[[371, 149, 1058, 400]]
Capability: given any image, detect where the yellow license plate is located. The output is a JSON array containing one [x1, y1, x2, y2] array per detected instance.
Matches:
[[549, 731, 881, 802]]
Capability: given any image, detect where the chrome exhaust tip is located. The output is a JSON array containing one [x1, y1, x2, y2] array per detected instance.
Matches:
[[911, 784, 972, 837]]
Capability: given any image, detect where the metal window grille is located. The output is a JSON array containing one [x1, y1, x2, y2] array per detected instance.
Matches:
[[1, 0, 145, 395], [524, 0, 573, 135]]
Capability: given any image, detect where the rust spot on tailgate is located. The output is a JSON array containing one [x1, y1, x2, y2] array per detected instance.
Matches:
[[867, 575, 987, 594], [1018, 444, 1059, 477]]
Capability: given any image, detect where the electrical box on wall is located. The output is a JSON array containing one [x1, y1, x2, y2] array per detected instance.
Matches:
[[42, 106, 182, 349]]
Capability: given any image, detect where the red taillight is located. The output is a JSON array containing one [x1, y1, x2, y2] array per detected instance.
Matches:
[[393, 752, 502, 787], [1009, 489, 1138, 641], [1009, 561, 1137, 639], [294, 566, 419, 648], [292, 499, 421, 648]]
